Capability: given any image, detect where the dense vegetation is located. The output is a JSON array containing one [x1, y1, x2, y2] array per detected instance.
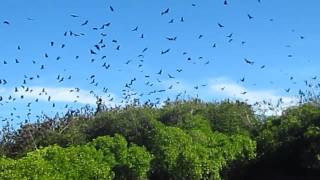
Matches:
[[0, 99, 319, 179]]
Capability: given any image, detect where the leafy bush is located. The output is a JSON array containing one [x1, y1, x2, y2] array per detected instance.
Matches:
[[149, 117, 256, 180], [256, 104, 320, 171], [205, 101, 259, 136], [0, 134, 153, 180]]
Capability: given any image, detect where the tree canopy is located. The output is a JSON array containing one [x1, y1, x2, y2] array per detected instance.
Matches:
[[0, 99, 319, 179]]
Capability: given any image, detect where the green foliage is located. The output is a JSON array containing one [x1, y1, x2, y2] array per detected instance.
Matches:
[[0, 134, 153, 180], [0, 116, 89, 158], [176, 114, 213, 135], [89, 134, 154, 179], [126, 144, 154, 179], [86, 106, 158, 146], [205, 100, 259, 136], [159, 99, 207, 126], [245, 103, 320, 178], [158, 99, 260, 136], [0, 145, 114, 180], [4, 100, 320, 179], [149, 116, 256, 180]]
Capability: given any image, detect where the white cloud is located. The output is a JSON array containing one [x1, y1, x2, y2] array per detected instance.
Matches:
[[208, 78, 299, 115], [155, 77, 299, 115], [5, 80, 294, 116], [11, 86, 117, 106]]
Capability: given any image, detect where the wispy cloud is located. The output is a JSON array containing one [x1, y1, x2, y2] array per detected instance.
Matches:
[[4, 79, 298, 115], [208, 77, 299, 115], [161, 77, 299, 115], [8, 86, 117, 106]]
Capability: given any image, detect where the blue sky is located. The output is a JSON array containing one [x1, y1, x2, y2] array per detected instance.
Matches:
[[0, 0, 319, 126]]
